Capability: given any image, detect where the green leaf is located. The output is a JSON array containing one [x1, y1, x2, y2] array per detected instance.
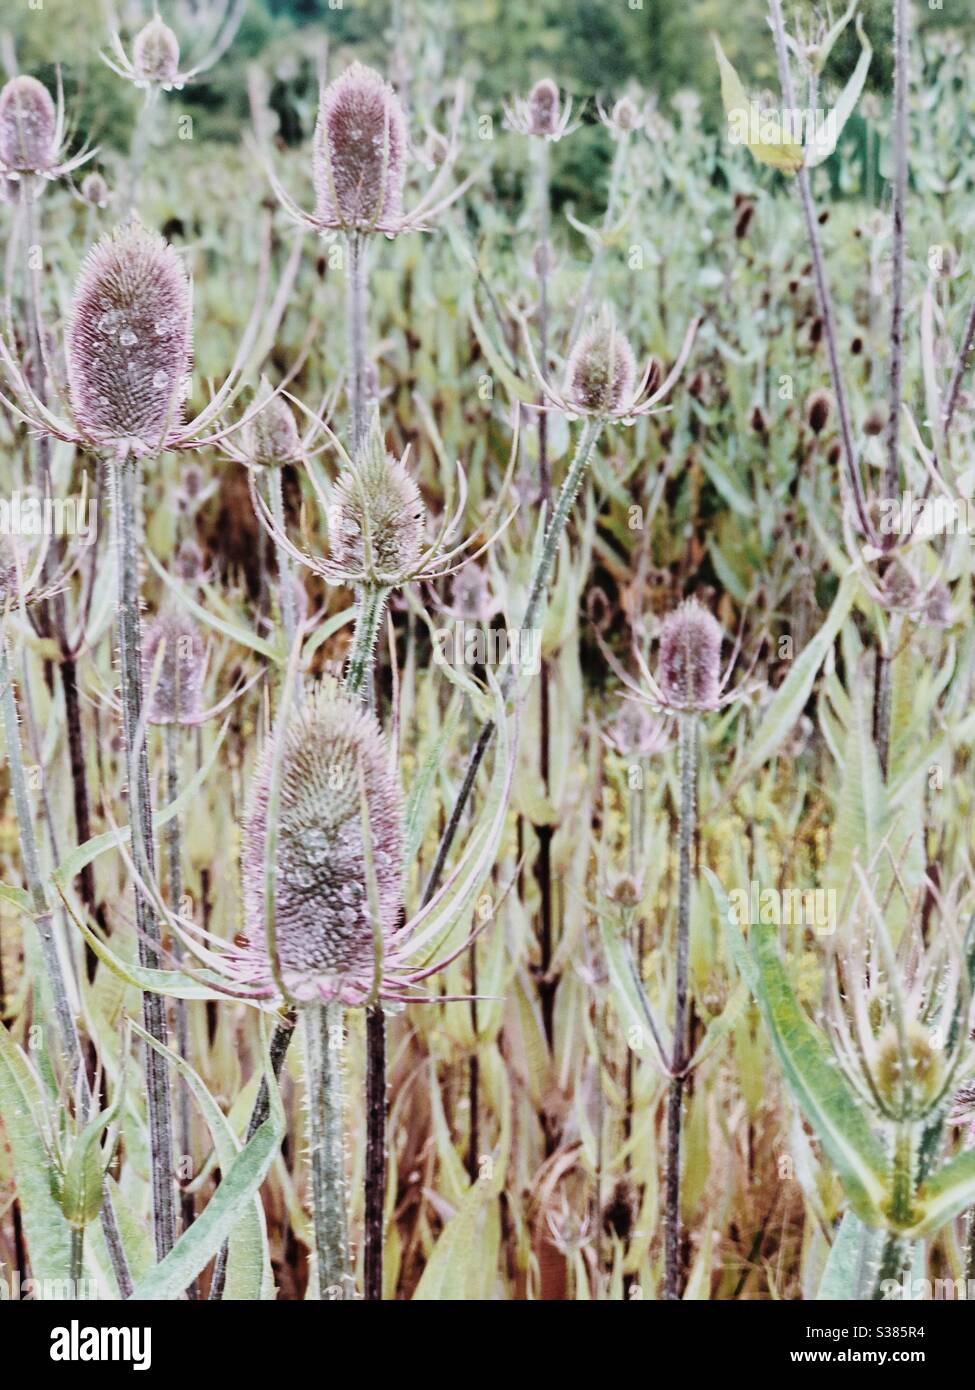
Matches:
[[817, 1211, 881, 1300], [711, 874, 889, 1222], [712, 34, 804, 174], [0, 1023, 73, 1287], [128, 1020, 272, 1300], [127, 1023, 285, 1300], [730, 572, 856, 792], [910, 1148, 975, 1238]]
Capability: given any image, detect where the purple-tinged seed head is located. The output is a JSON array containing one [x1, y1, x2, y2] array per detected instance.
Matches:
[[657, 598, 724, 712], [80, 171, 110, 208], [528, 78, 560, 136], [241, 679, 403, 995], [0, 76, 56, 174], [611, 97, 640, 132], [564, 310, 636, 416], [243, 386, 302, 467], [330, 422, 424, 579], [880, 561, 917, 612], [133, 17, 181, 87], [141, 605, 206, 725], [66, 220, 191, 457], [313, 62, 407, 232]]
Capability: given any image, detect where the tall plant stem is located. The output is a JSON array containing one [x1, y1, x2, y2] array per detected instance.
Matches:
[[423, 418, 602, 904], [345, 582, 390, 1299], [164, 721, 196, 1283], [268, 469, 297, 651], [664, 712, 697, 1301], [944, 294, 975, 439], [767, 0, 871, 544], [305, 1002, 353, 1297], [884, 0, 909, 511], [0, 634, 133, 1295], [346, 232, 370, 458], [124, 92, 158, 217], [570, 134, 630, 344], [111, 457, 177, 1261]]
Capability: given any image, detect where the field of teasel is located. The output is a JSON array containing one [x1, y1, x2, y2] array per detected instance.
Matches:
[[0, 0, 975, 1309]]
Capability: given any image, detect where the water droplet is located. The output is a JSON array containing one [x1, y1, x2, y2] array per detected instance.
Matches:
[[152, 369, 168, 389], [120, 328, 138, 347], [97, 310, 120, 335]]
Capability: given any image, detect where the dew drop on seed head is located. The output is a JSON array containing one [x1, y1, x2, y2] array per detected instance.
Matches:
[[152, 369, 168, 389], [120, 328, 138, 346]]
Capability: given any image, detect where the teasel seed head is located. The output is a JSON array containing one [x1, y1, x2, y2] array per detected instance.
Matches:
[[875, 1021, 944, 1116], [67, 220, 191, 458], [564, 309, 636, 416], [141, 605, 206, 725], [313, 62, 407, 232], [80, 171, 110, 208], [657, 598, 723, 712], [243, 384, 302, 467], [880, 560, 917, 612], [0, 75, 56, 174], [527, 78, 560, 136], [329, 417, 425, 581], [174, 537, 205, 583], [610, 96, 640, 132], [133, 17, 181, 87], [242, 679, 403, 996], [805, 387, 832, 435], [0, 535, 20, 606]]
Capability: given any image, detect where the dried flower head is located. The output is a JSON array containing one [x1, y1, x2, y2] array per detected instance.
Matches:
[[241, 679, 403, 1002], [0, 218, 264, 460], [598, 94, 645, 137], [657, 599, 724, 712], [875, 1021, 944, 1116], [329, 433, 425, 583], [313, 62, 407, 233], [243, 387, 303, 468], [0, 76, 55, 173], [249, 408, 511, 592], [523, 304, 699, 425], [141, 605, 206, 725], [102, 2, 245, 93], [80, 171, 110, 208], [174, 537, 206, 583], [565, 311, 636, 415], [271, 62, 468, 239], [504, 78, 579, 141], [67, 220, 191, 457], [134, 17, 181, 87], [0, 74, 93, 181]]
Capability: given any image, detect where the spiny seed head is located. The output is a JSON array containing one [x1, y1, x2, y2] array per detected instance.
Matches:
[[880, 560, 917, 612], [0, 75, 56, 173], [242, 679, 403, 995], [805, 387, 832, 434], [329, 420, 425, 580], [80, 171, 110, 208], [528, 78, 560, 135], [657, 598, 723, 711], [876, 1021, 943, 1113], [133, 17, 181, 86], [243, 386, 302, 467], [313, 62, 407, 231], [67, 220, 191, 456], [0, 535, 20, 605], [141, 605, 206, 725], [564, 310, 636, 415], [611, 96, 640, 131]]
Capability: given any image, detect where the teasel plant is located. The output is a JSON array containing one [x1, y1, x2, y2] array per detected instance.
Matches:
[[709, 851, 975, 1302], [0, 215, 276, 1262], [100, 2, 246, 213], [266, 59, 473, 457], [247, 403, 517, 1295], [594, 597, 753, 1297], [0, 535, 134, 1293], [423, 306, 698, 921]]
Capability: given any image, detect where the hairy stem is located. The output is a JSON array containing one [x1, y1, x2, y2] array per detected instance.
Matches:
[[164, 721, 196, 1288], [304, 1003, 353, 1298], [111, 457, 177, 1262], [363, 1006, 386, 1301], [346, 231, 370, 459], [767, 0, 872, 542], [664, 712, 697, 1301], [423, 417, 602, 903], [884, 0, 909, 511], [268, 469, 296, 652]]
